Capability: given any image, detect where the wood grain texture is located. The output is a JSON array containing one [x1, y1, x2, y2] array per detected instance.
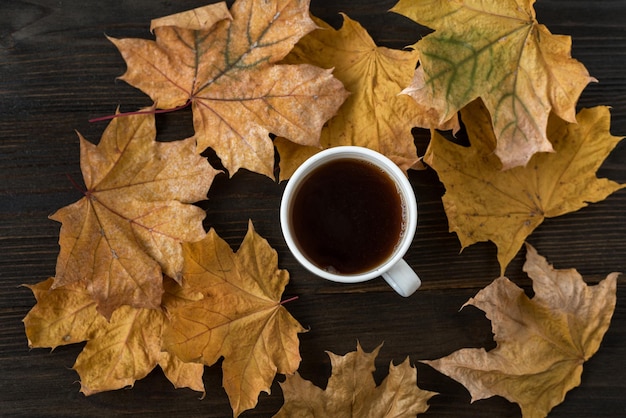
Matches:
[[1, 0, 625, 417]]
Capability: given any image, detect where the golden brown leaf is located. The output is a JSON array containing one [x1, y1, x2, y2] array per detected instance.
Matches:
[[110, 1, 348, 178], [158, 277, 207, 394], [23, 278, 107, 349], [424, 102, 624, 273], [158, 352, 206, 394], [163, 220, 305, 417], [275, 342, 437, 417], [50, 112, 217, 318], [23, 277, 205, 395], [275, 13, 458, 180], [393, 0, 596, 168], [422, 244, 618, 418], [73, 305, 165, 395]]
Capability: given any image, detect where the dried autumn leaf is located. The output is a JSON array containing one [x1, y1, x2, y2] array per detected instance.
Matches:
[[393, 0, 596, 168], [275, 13, 458, 180], [23, 278, 108, 348], [149, 1, 231, 31], [275, 343, 437, 417], [50, 112, 217, 318], [424, 101, 624, 273], [22, 277, 205, 395], [423, 244, 618, 418], [74, 305, 166, 395], [158, 351, 205, 394], [110, 0, 348, 178], [157, 277, 207, 394], [163, 220, 305, 417]]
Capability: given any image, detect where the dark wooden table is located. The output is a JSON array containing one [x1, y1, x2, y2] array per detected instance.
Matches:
[[2, 0, 625, 417]]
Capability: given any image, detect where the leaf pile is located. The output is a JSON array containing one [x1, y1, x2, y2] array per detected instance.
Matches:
[[390, 0, 624, 272], [25, 214, 304, 415], [25, 0, 343, 415], [22, 0, 624, 417], [275, 13, 458, 180]]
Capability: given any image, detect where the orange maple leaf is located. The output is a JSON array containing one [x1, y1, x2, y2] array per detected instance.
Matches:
[[50, 112, 218, 317], [163, 220, 305, 417], [109, 1, 348, 178]]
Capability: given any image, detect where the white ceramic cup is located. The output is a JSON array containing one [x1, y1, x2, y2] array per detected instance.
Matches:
[[280, 146, 421, 297]]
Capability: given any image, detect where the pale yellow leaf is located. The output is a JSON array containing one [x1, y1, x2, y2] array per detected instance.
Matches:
[[423, 244, 618, 418]]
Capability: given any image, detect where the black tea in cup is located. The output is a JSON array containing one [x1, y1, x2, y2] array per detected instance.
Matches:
[[290, 158, 405, 275]]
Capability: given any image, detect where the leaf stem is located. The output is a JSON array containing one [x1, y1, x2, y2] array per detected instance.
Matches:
[[280, 295, 299, 305], [65, 173, 88, 196], [89, 100, 192, 123]]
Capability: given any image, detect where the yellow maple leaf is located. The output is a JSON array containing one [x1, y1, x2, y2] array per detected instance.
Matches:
[[23, 278, 108, 349], [162, 220, 306, 417], [22, 277, 205, 395], [422, 244, 618, 418], [393, 0, 596, 168], [74, 306, 167, 395], [275, 342, 437, 417], [275, 13, 458, 180], [424, 101, 624, 273], [158, 351, 205, 394], [50, 112, 218, 318], [110, 1, 348, 178]]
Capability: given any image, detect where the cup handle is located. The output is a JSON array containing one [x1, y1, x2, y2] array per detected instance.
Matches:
[[382, 259, 421, 297]]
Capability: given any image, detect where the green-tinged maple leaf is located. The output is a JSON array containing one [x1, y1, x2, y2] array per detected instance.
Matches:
[[393, 0, 596, 168], [110, 0, 348, 178], [423, 244, 618, 418], [163, 220, 305, 417], [424, 101, 624, 273]]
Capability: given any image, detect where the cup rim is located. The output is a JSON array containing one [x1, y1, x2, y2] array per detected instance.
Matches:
[[280, 146, 418, 283]]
